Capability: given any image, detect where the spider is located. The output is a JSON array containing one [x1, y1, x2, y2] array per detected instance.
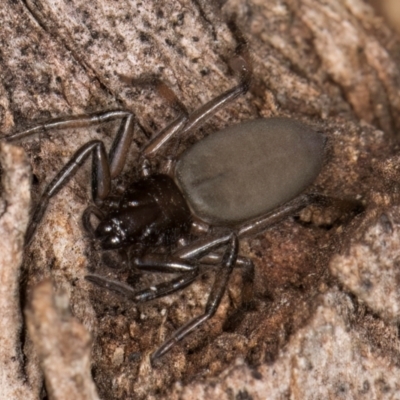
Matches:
[[5, 22, 333, 362]]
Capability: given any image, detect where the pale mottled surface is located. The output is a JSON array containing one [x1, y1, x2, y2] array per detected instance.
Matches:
[[369, 0, 400, 34], [331, 205, 400, 323], [0, 143, 35, 399], [25, 280, 100, 400], [169, 290, 400, 400]]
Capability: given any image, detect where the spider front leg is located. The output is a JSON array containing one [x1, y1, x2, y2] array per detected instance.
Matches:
[[23, 113, 135, 245], [126, 20, 252, 161], [7, 74, 194, 245], [4, 110, 133, 143]]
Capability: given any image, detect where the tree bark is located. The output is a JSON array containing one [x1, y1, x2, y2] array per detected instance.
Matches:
[[1, 0, 400, 399]]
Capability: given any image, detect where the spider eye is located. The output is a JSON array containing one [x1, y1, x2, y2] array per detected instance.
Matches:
[[103, 224, 113, 233], [94, 218, 125, 249], [95, 221, 113, 238], [100, 234, 122, 250]]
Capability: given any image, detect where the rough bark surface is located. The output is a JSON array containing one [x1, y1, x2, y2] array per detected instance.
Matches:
[[0, 143, 34, 399], [25, 279, 100, 400], [1, 0, 400, 399]]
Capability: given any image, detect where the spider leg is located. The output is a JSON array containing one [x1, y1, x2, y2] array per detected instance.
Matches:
[[140, 69, 251, 158], [139, 21, 252, 159], [172, 231, 233, 259], [199, 251, 255, 307], [84, 237, 229, 303], [126, 76, 189, 116], [85, 231, 244, 305], [116, 75, 190, 159], [25, 140, 110, 244], [199, 252, 251, 267], [86, 270, 199, 303], [24, 114, 136, 245], [238, 193, 364, 238], [173, 233, 253, 294], [4, 110, 132, 142], [82, 206, 106, 236], [178, 19, 252, 136], [151, 233, 239, 361], [86, 252, 202, 302]]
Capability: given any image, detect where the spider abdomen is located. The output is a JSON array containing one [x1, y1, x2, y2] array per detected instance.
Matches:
[[175, 118, 325, 225]]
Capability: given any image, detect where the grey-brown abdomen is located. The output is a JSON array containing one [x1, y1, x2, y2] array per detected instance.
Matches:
[[175, 118, 325, 225]]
